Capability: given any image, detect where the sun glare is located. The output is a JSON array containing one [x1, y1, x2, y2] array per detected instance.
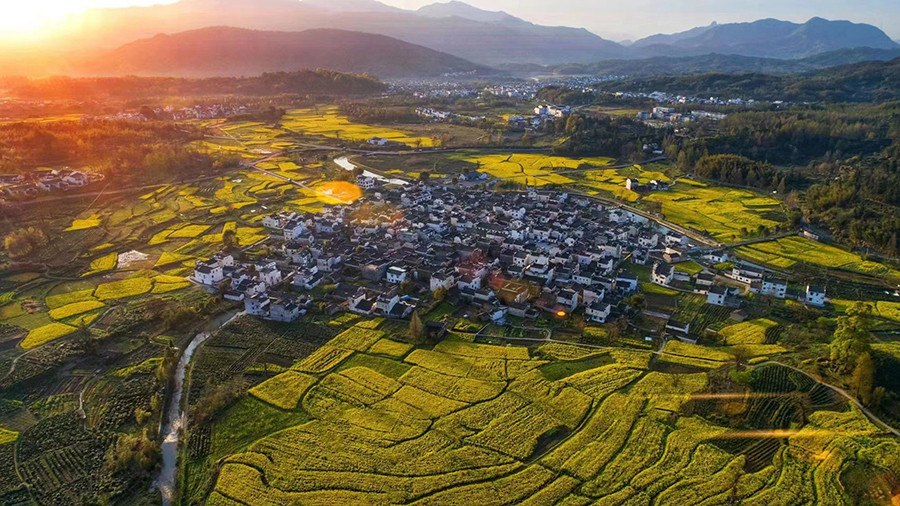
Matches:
[[0, 5, 59, 37], [0, 1, 180, 42]]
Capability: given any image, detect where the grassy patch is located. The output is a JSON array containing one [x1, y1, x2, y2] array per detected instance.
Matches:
[[539, 354, 614, 381]]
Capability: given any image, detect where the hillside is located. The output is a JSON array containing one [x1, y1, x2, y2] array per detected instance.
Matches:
[[77, 27, 489, 78], [4, 69, 386, 100], [593, 57, 900, 103], [509, 48, 900, 77]]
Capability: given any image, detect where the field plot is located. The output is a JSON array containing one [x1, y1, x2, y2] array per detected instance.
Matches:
[[644, 182, 784, 242], [282, 107, 434, 147], [460, 153, 612, 187], [198, 324, 899, 506], [737, 236, 900, 278], [719, 319, 778, 345]]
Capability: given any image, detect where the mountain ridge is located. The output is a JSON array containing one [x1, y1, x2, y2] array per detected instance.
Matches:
[[75, 27, 491, 78], [7, 0, 900, 70]]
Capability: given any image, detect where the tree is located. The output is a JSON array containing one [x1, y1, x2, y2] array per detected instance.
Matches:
[[851, 352, 875, 406], [830, 302, 873, 372], [409, 311, 425, 344], [4, 227, 48, 258], [222, 229, 239, 250]]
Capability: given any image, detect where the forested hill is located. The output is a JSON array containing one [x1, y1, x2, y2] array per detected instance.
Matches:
[[594, 57, 900, 103], [75, 27, 489, 78], [3, 69, 387, 100]]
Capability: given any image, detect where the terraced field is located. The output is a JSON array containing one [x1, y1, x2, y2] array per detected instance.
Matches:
[[198, 330, 899, 506]]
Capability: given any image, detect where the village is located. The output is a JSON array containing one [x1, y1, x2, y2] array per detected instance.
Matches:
[[0, 167, 104, 198], [190, 181, 827, 346]]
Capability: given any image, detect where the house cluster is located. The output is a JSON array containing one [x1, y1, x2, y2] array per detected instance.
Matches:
[[646, 250, 826, 320], [612, 89, 758, 108], [416, 107, 452, 120], [507, 104, 571, 130], [727, 261, 825, 306], [0, 168, 104, 198], [93, 104, 248, 122], [191, 252, 311, 322], [195, 185, 698, 326], [624, 177, 669, 193]]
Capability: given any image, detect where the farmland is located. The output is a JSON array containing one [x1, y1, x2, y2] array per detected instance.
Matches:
[[188, 329, 900, 506], [281, 107, 435, 147], [643, 181, 785, 242], [458, 153, 614, 187], [737, 236, 900, 279]]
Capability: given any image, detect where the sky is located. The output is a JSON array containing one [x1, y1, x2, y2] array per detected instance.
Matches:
[[2, 0, 899, 41]]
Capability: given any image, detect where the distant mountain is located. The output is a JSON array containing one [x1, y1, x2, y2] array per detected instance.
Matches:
[[631, 22, 718, 49], [5, 1, 898, 70], [631, 18, 899, 59], [415, 1, 520, 24], [301, 0, 404, 14], [77, 27, 490, 78], [505, 47, 900, 77], [43, 0, 625, 67]]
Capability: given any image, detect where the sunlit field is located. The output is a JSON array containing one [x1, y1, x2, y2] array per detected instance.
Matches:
[[282, 107, 436, 147], [737, 236, 900, 278], [643, 181, 785, 242]]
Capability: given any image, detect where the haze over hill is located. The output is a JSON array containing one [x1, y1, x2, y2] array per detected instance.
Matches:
[[75, 27, 488, 77], [3, 0, 899, 73]]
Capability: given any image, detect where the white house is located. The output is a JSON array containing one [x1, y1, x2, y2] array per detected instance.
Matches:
[[556, 289, 579, 312], [258, 266, 283, 287], [732, 264, 764, 284], [761, 277, 788, 299], [586, 301, 610, 323], [193, 259, 224, 285], [652, 262, 674, 286], [386, 266, 408, 284], [707, 285, 728, 307], [430, 270, 456, 292], [367, 137, 389, 146], [805, 285, 826, 306], [615, 273, 639, 292], [244, 293, 270, 316], [357, 175, 376, 190], [269, 298, 300, 322]]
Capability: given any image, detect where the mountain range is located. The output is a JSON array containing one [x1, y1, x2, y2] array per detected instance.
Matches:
[[4, 0, 899, 75], [76, 27, 487, 78]]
